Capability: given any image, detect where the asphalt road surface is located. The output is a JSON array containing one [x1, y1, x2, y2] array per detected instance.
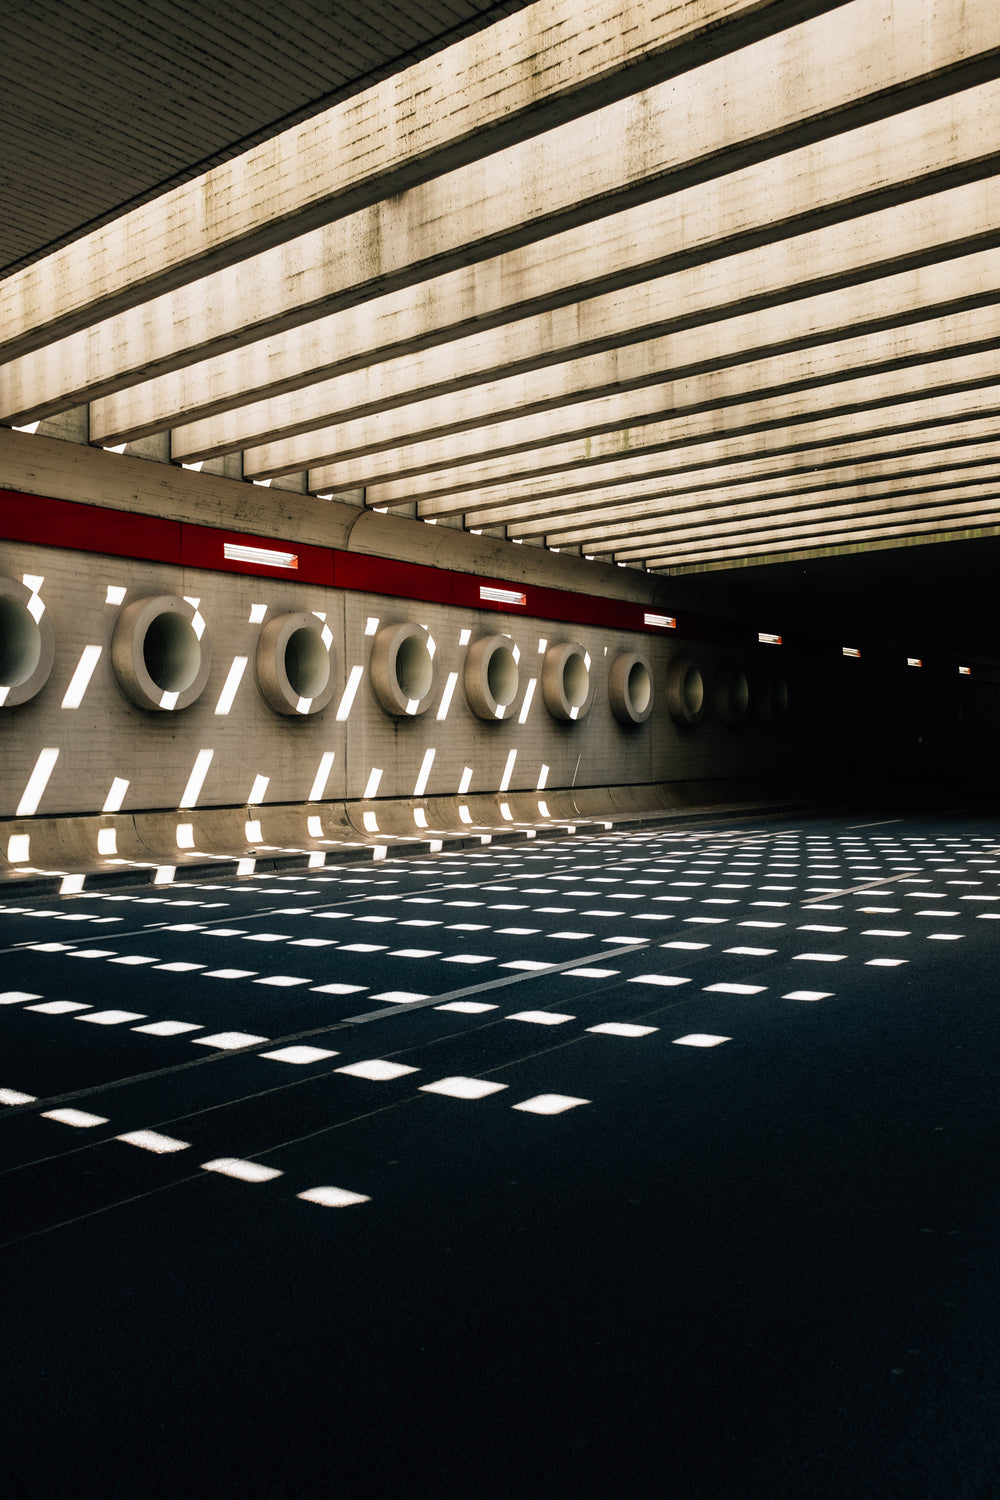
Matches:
[[3, 811, 1000, 1497]]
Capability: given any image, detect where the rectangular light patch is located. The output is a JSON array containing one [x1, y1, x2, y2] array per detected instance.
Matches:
[[644, 613, 676, 629], [758, 632, 782, 645], [223, 542, 298, 569]]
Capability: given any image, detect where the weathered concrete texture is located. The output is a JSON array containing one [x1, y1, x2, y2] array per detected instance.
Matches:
[[84, 77, 1000, 445], [305, 321, 1000, 494], [4, 0, 996, 419], [1, 0, 839, 354], [245, 245, 1000, 477]]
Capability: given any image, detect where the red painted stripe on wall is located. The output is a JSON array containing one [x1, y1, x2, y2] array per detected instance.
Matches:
[[0, 486, 675, 637]]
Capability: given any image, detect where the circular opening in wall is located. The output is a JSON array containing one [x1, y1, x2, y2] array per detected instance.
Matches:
[[111, 595, 212, 712], [628, 661, 652, 714], [716, 668, 750, 726], [487, 647, 518, 706], [255, 612, 336, 716], [370, 622, 437, 717], [564, 652, 589, 708], [396, 633, 433, 702], [666, 659, 705, 725], [142, 612, 201, 694], [542, 641, 594, 722], [609, 652, 653, 725], [285, 628, 330, 699], [464, 635, 520, 720], [0, 595, 42, 687]]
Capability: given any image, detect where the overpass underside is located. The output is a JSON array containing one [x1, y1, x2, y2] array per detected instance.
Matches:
[[2, 0, 1000, 888]]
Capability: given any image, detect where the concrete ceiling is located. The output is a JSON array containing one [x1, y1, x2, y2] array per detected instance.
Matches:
[[2, 0, 1000, 641]]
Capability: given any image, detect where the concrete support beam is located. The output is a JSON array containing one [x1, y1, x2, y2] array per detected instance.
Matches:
[[489, 434, 1000, 540], [639, 495, 1000, 566], [242, 246, 1000, 477], [6, 0, 818, 354], [85, 79, 1000, 445], [4, 0, 997, 416], [162, 182, 1000, 465], [536, 467, 1000, 552]]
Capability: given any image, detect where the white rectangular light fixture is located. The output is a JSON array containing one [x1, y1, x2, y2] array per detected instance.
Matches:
[[480, 585, 526, 606], [959, 665, 972, 675], [907, 657, 922, 668], [223, 542, 298, 569], [644, 613, 676, 629], [842, 646, 861, 658], [759, 632, 782, 645]]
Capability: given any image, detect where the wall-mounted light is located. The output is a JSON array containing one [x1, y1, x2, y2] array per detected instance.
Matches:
[[223, 542, 298, 569], [644, 613, 676, 629], [842, 647, 861, 658], [480, 585, 526, 607], [759, 632, 782, 646]]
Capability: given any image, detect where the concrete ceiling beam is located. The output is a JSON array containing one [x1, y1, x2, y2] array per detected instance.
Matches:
[[85, 77, 1000, 445], [240, 244, 1000, 476], [5, 0, 997, 416], [4, 0, 810, 353]]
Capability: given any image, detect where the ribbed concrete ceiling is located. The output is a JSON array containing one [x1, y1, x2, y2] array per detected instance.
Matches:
[[0, 0, 537, 273], [3, 0, 1000, 590]]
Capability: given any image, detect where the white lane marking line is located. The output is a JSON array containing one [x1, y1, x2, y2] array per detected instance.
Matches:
[[28, 942, 76, 952], [0, 991, 42, 1004], [336, 1060, 419, 1080], [435, 1000, 498, 1013], [339, 943, 388, 953], [254, 975, 312, 988], [133, 1020, 203, 1035], [501, 960, 551, 971], [672, 1034, 731, 1048], [42, 1108, 109, 1127], [442, 953, 494, 964], [389, 948, 440, 958], [861, 929, 910, 937], [793, 953, 847, 962], [116, 1130, 190, 1153], [77, 1010, 146, 1025], [724, 946, 776, 956], [298, 1186, 370, 1207], [0, 1088, 37, 1104], [109, 955, 159, 966], [866, 958, 908, 967], [587, 1022, 658, 1037], [663, 941, 709, 950], [419, 1076, 508, 1099], [311, 982, 367, 995], [70, 949, 117, 959], [201, 1158, 283, 1182], [155, 961, 205, 972], [512, 1094, 590, 1114], [370, 991, 429, 1004], [289, 938, 337, 947], [204, 969, 258, 979], [927, 933, 963, 940], [783, 990, 834, 1001], [547, 931, 594, 940], [506, 1010, 575, 1025], [563, 967, 618, 978], [260, 1046, 339, 1064], [191, 1031, 268, 1049]]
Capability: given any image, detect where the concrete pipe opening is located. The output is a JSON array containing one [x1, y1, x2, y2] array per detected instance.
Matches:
[[666, 659, 706, 725], [111, 595, 211, 711], [0, 578, 54, 708], [609, 652, 653, 725], [542, 641, 594, 722], [715, 667, 750, 726], [256, 612, 335, 716], [465, 635, 520, 721], [370, 622, 437, 717], [760, 676, 790, 724]]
